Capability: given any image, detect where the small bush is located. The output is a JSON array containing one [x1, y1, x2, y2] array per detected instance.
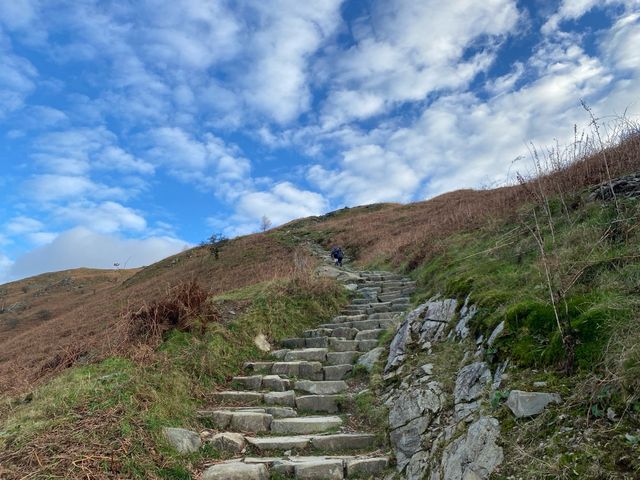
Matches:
[[124, 280, 219, 345]]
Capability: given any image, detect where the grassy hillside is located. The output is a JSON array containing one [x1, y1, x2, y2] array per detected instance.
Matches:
[[0, 234, 313, 394]]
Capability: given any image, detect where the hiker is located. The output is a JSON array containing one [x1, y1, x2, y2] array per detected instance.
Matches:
[[330, 246, 344, 267]]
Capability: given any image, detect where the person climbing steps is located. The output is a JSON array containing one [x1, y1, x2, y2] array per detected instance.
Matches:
[[330, 246, 344, 267]]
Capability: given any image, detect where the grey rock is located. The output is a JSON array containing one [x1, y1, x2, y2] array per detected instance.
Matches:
[[202, 462, 268, 480], [454, 298, 477, 340], [506, 390, 561, 418], [425, 299, 458, 323], [405, 450, 430, 480], [454, 401, 481, 423], [390, 416, 430, 471], [487, 321, 505, 347], [491, 361, 508, 391], [440, 416, 503, 480], [454, 362, 491, 404], [162, 427, 201, 454], [385, 313, 415, 373], [357, 347, 385, 372], [207, 432, 245, 453], [389, 381, 443, 429]]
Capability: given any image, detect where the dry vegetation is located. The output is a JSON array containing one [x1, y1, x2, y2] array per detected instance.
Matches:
[[284, 120, 640, 270], [0, 234, 312, 395]]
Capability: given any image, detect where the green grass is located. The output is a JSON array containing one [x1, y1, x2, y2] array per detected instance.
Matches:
[[0, 276, 347, 479]]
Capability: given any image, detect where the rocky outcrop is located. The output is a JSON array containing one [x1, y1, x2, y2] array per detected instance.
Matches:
[[436, 416, 503, 480], [383, 297, 505, 480]]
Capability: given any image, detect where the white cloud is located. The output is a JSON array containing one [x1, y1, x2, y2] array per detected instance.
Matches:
[[0, 30, 37, 116], [542, 0, 640, 34], [242, 0, 344, 123], [6, 216, 43, 235], [211, 182, 329, 236], [54, 201, 147, 234], [145, 127, 251, 198], [7, 227, 190, 281], [319, 0, 521, 126], [26, 174, 126, 202]]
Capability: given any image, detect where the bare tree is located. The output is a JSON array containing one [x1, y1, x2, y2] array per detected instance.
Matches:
[[260, 215, 272, 232]]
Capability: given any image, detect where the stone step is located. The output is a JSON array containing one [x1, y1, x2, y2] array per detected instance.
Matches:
[[209, 410, 273, 433], [270, 361, 324, 380], [296, 394, 342, 413], [231, 375, 292, 392], [213, 391, 264, 405], [271, 415, 343, 434], [332, 314, 367, 323], [354, 329, 385, 340], [205, 455, 390, 479], [294, 380, 348, 395], [198, 406, 297, 420], [368, 312, 399, 320], [323, 364, 353, 380], [202, 462, 268, 480], [326, 351, 360, 366], [245, 433, 378, 452], [281, 348, 328, 362]]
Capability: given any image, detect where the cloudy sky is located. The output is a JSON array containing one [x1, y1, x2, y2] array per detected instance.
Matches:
[[1, 0, 639, 282]]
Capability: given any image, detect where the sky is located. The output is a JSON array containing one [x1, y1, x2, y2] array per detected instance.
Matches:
[[1, 0, 640, 283]]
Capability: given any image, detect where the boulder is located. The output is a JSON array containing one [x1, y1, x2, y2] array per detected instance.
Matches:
[[505, 390, 561, 418], [162, 427, 201, 454]]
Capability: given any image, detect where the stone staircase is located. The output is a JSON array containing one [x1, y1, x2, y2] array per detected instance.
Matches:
[[196, 265, 416, 479]]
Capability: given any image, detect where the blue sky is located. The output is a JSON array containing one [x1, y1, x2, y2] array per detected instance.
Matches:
[[1, 0, 640, 282]]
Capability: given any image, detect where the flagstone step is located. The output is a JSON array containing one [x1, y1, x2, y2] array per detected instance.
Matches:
[[296, 394, 342, 413], [245, 433, 378, 452], [203, 455, 390, 479], [271, 415, 343, 434], [294, 380, 348, 395]]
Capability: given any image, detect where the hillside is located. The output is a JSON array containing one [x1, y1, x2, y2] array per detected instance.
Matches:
[[1, 129, 639, 478]]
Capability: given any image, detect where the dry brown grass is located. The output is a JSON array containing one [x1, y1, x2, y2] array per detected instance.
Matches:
[[0, 234, 312, 396], [293, 128, 640, 268]]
